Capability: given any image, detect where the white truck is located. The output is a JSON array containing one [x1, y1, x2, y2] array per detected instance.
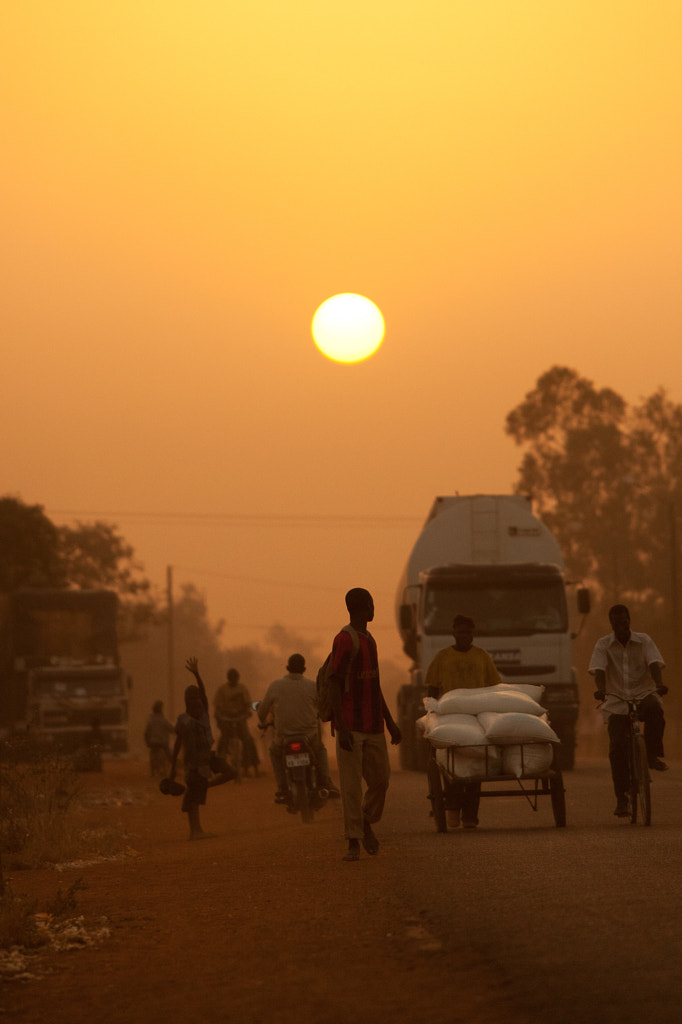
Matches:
[[395, 495, 590, 771]]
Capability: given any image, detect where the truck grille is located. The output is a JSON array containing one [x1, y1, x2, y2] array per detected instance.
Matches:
[[41, 707, 125, 726]]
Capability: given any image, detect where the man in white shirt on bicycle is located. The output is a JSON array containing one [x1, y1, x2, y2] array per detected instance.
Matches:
[[589, 604, 668, 817]]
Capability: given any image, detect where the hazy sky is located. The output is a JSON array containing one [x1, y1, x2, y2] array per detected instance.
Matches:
[[3, 2, 681, 664]]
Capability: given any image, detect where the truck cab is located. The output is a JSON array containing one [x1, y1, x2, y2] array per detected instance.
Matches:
[[396, 495, 589, 770], [0, 588, 130, 753]]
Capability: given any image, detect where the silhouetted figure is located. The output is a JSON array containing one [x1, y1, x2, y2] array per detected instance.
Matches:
[[257, 653, 338, 802], [214, 668, 260, 778], [169, 658, 233, 840], [590, 604, 668, 817], [425, 614, 502, 828], [328, 588, 401, 861], [144, 700, 175, 777]]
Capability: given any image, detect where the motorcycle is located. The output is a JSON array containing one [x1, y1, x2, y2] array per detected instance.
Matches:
[[280, 733, 329, 823], [254, 702, 329, 823]]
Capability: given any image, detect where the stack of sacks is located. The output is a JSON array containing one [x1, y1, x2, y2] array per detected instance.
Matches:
[[418, 684, 559, 779], [416, 709, 500, 777]]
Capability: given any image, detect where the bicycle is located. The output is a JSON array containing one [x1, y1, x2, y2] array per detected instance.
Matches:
[[596, 692, 657, 826]]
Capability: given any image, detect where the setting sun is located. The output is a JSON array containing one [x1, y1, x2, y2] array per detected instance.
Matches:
[[311, 294, 385, 364]]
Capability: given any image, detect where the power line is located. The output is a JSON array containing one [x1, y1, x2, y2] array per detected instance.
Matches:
[[46, 508, 422, 528], [223, 623, 397, 632], [174, 566, 342, 593], [173, 566, 398, 598]]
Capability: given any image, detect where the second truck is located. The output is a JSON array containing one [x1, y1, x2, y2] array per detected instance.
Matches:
[[0, 588, 131, 753], [395, 494, 590, 771]]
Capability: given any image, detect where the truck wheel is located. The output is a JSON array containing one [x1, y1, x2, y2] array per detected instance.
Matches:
[[427, 758, 447, 832]]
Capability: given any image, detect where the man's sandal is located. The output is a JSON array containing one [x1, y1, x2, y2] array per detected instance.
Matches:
[[362, 822, 379, 856]]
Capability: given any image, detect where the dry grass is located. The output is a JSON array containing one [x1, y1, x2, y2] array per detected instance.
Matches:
[[0, 749, 127, 870], [0, 748, 136, 953], [0, 877, 86, 951]]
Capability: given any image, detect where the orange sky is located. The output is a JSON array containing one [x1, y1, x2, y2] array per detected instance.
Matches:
[[2, 2, 681, 666]]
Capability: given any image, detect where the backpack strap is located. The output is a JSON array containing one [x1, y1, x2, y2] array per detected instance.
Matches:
[[329, 625, 361, 736], [340, 625, 360, 689]]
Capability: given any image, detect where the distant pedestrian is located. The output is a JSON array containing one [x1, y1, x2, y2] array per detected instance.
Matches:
[[214, 668, 261, 779], [328, 588, 401, 861], [144, 700, 175, 777], [168, 658, 233, 840]]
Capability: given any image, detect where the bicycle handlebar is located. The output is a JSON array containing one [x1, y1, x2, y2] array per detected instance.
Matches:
[[594, 689, 667, 705]]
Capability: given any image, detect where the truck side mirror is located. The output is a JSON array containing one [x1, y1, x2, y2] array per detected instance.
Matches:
[[399, 604, 413, 631], [577, 588, 591, 615]]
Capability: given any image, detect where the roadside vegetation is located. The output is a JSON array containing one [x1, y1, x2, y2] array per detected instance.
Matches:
[[0, 745, 129, 872], [0, 745, 126, 952]]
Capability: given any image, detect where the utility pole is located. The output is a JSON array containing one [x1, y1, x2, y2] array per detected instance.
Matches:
[[669, 502, 680, 679], [166, 565, 175, 719]]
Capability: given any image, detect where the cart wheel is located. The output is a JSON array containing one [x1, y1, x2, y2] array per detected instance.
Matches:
[[427, 759, 447, 833], [550, 770, 567, 827]]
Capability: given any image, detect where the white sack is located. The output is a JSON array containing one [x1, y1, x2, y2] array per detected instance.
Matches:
[[489, 682, 545, 703], [436, 687, 545, 717], [416, 713, 436, 734], [426, 714, 487, 750], [436, 745, 501, 778], [478, 711, 559, 744], [502, 743, 554, 778]]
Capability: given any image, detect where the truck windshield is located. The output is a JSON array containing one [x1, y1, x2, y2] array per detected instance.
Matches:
[[31, 676, 123, 698], [422, 580, 567, 636]]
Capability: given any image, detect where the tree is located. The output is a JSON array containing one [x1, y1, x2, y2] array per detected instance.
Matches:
[[0, 496, 159, 640], [58, 520, 158, 640], [505, 366, 682, 679], [0, 497, 65, 591]]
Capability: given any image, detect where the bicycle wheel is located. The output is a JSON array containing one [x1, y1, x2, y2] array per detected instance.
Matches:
[[636, 734, 652, 826], [629, 733, 639, 825]]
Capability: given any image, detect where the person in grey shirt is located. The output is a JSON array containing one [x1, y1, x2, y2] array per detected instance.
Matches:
[[258, 653, 338, 802]]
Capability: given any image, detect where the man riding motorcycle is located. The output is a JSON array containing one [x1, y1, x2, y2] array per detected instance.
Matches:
[[257, 653, 339, 802]]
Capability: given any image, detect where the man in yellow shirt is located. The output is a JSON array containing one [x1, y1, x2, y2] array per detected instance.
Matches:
[[425, 614, 501, 828]]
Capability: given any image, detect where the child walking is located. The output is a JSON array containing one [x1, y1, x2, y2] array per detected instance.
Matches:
[[169, 657, 233, 839]]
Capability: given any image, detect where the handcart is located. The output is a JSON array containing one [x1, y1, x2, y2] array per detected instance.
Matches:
[[427, 742, 566, 830]]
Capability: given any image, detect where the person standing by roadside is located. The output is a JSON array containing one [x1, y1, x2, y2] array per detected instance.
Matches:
[[590, 604, 668, 817], [168, 658, 233, 840], [425, 614, 502, 829], [144, 700, 175, 777], [328, 588, 401, 862]]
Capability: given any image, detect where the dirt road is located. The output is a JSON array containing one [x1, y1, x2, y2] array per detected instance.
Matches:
[[1, 758, 524, 1024], [3, 756, 681, 1024]]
